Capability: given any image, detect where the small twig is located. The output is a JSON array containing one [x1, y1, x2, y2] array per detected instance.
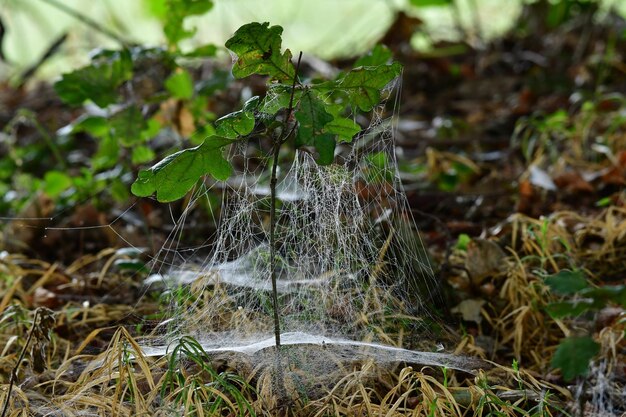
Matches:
[[38, 0, 130, 46], [1, 309, 41, 417]]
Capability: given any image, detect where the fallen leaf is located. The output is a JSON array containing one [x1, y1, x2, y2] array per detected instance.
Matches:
[[465, 238, 507, 285], [451, 299, 486, 323]]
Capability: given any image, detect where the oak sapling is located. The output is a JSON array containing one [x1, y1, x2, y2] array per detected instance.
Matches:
[[132, 21, 402, 348]]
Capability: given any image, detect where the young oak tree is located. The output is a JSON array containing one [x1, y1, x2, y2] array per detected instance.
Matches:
[[131, 22, 402, 347]]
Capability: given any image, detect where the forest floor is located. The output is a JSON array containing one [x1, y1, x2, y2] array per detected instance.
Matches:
[[1, 3, 625, 416]]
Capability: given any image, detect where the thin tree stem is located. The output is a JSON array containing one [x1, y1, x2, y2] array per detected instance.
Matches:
[[269, 142, 282, 348], [269, 51, 303, 348]]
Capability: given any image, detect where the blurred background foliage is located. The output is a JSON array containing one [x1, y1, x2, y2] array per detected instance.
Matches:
[[2, 0, 625, 81]]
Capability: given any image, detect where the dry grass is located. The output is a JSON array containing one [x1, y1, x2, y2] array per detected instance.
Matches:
[[2, 210, 625, 416]]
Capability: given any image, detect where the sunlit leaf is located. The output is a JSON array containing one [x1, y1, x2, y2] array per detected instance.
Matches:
[[225, 22, 295, 81], [456, 234, 471, 251], [551, 336, 599, 381], [132, 136, 232, 202]]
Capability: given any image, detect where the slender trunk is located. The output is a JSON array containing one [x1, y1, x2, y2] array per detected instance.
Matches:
[[269, 143, 282, 348], [269, 51, 303, 349]]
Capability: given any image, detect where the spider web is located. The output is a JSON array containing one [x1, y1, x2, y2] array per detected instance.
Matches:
[[140, 78, 458, 363]]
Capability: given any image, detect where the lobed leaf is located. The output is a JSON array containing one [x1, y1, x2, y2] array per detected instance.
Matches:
[[163, 0, 213, 45], [54, 50, 133, 108], [225, 22, 295, 81], [338, 62, 402, 111], [313, 134, 336, 165], [131, 136, 232, 202]]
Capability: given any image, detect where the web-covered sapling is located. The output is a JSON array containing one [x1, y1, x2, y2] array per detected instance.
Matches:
[[131, 22, 402, 347]]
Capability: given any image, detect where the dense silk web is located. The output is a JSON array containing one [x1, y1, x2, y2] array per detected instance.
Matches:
[[143, 78, 448, 357]]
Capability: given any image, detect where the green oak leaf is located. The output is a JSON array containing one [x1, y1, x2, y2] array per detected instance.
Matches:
[[225, 22, 295, 81], [165, 70, 194, 99], [163, 0, 213, 45], [215, 96, 259, 138], [551, 336, 599, 381], [324, 116, 360, 142], [545, 270, 589, 295], [314, 134, 336, 165], [54, 49, 132, 108], [261, 84, 300, 115], [354, 44, 393, 67], [336, 62, 402, 111], [295, 91, 338, 165], [132, 136, 232, 202], [295, 90, 333, 147]]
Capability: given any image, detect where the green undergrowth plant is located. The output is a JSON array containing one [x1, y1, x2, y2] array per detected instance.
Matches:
[[1, 1, 222, 215], [162, 336, 255, 416], [130, 22, 402, 347], [543, 268, 626, 381]]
